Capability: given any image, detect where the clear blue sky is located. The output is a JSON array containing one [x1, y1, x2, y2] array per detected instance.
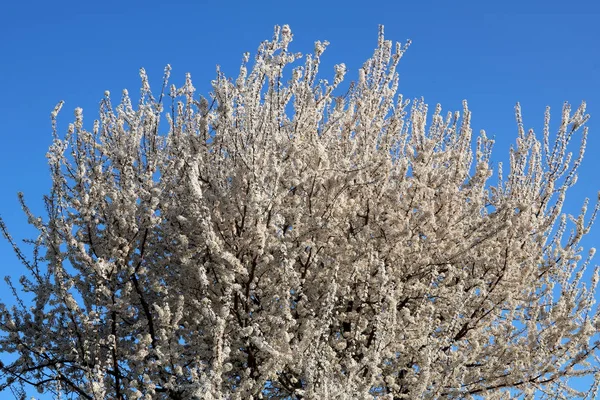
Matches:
[[1, 0, 599, 396]]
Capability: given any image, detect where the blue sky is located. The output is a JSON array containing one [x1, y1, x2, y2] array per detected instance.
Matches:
[[0, 0, 599, 396]]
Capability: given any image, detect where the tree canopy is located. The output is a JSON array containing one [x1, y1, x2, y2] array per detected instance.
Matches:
[[0, 25, 598, 399]]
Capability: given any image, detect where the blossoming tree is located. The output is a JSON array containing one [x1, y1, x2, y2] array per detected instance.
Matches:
[[0, 25, 599, 399]]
